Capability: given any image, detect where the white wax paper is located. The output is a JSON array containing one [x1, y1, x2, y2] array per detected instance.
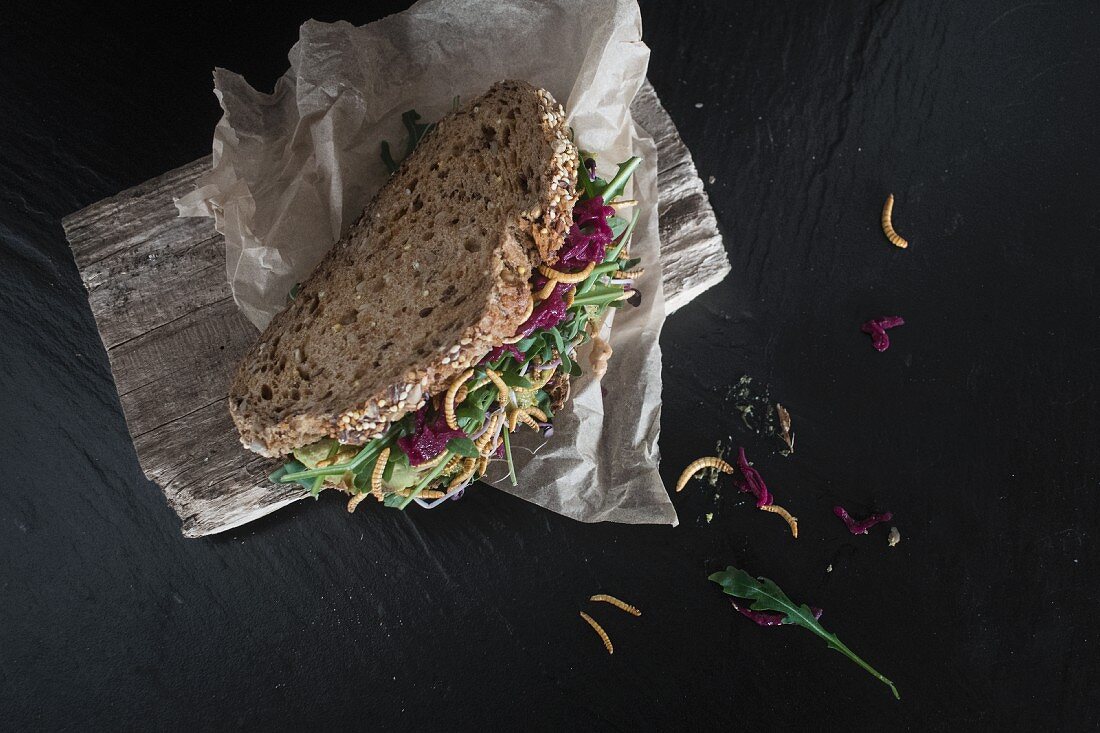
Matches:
[[176, 0, 677, 525]]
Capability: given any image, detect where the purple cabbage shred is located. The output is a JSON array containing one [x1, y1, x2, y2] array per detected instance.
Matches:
[[833, 506, 894, 535], [731, 599, 822, 626], [860, 316, 905, 352], [517, 281, 572, 336], [480, 344, 525, 365], [555, 196, 616, 270], [397, 405, 466, 466], [734, 447, 772, 507]]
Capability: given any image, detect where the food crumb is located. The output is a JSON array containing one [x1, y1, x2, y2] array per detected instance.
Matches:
[[707, 439, 730, 487], [705, 512, 714, 524], [694, 102, 704, 108], [888, 527, 901, 547], [707, 175, 716, 184], [826, 564, 833, 573]]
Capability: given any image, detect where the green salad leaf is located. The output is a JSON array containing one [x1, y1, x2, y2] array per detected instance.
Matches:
[[598, 156, 642, 202], [709, 566, 900, 699], [268, 460, 312, 490], [446, 437, 480, 458]]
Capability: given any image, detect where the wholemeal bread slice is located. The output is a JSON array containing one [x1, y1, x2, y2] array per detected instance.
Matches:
[[229, 80, 579, 458]]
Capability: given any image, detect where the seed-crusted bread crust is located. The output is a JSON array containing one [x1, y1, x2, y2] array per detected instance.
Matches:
[[229, 81, 579, 458]]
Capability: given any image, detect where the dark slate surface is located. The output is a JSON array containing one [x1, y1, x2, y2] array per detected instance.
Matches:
[[2, 1, 1097, 729]]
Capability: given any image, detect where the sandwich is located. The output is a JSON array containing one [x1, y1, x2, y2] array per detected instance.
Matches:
[[228, 80, 643, 511]]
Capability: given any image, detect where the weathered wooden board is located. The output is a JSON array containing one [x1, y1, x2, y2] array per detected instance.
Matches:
[[62, 81, 729, 537]]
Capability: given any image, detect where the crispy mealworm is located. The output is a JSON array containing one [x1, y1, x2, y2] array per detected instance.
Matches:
[[526, 406, 548, 422], [475, 413, 501, 453], [590, 594, 642, 617], [534, 277, 558, 301], [881, 194, 909, 249], [507, 408, 521, 432], [675, 456, 735, 492], [515, 410, 541, 432], [347, 491, 370, 513], [442, 453, 464, 473], [444, 369, 475, 429], [538, 261, 596, 284], [614, 268, 645, 279], [564, 287, 575, 308], [775, 403, 795, 454], [448, 457, 477, 490], [454, 384, 469, 405], [418, 450, 448, 470], [476, 455, 489, 476], [760, 503, 799, 538], [371, 447, 391, 501], [485, 368, 511, 407], [394, 487, 448, 499], [579, 611, 614, 655]]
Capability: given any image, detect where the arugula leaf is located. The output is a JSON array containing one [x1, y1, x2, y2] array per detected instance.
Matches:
[[598, 157, 642, 202], [279, 436, 391, 483], [709, 566, 900, 699], [268, 460, 313, 491], [561, 317, 583, 342], [605, 208, 640, 264], [383, 449, 408, 482], [606, 215, 629, 240], [576, 261, 623, 296], [446, 437, 480, 458], [397, 454, 453, 509], [515, 335, 539, 353], [455, 402, 485, 423], [499, 371, 533, 389]]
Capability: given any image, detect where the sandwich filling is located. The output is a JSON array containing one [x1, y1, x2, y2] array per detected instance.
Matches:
[[270, 148, 643, 510]]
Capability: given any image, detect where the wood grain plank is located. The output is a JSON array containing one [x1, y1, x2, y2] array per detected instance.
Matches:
[[66, 157, 212, 268], [633, 81, 730, 313], [61, 84, 730, 537]]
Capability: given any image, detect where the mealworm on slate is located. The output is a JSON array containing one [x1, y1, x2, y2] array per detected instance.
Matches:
[[675, 456, 735, 493], [579, 611, 614, 654], [881, 193, 909, 249]]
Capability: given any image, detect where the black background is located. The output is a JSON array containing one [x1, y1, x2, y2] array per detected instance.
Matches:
[[2, 1, 1097, 729]]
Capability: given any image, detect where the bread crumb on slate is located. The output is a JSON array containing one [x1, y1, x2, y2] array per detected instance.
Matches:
[[888, 526, 901, 547]]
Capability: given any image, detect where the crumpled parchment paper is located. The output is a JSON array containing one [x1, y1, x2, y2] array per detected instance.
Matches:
[[176, 0, 678, 525]]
